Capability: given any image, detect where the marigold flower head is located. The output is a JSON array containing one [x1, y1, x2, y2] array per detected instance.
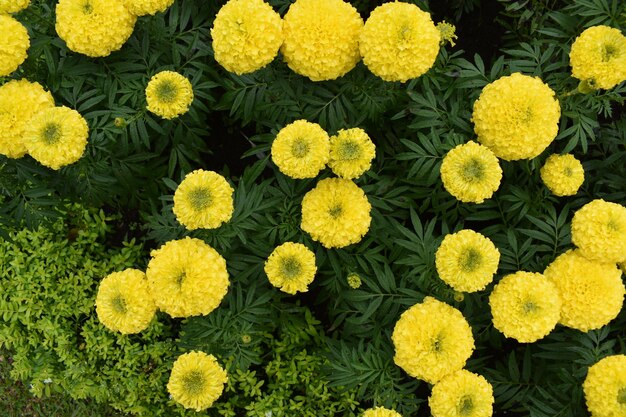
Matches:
[[540, 154, 584, 196], [360, 2, 440, 82], [489, 271, 561, 343], [347, 272, 362, 289], [22, 106, 89, 170], [429, 369, 494, 417], [0, 0, 30, 14], [437, 21, 457, 47], [362, 407, 402, 417], [145, 71, 194, 120], [583, 355, 626, 417], [440, 141, 502, 203], [55, 0, 136, 57], [544, 249, 624, 331], [264, 242, 316, 295], [0, 79, 55, 159], [167, 351, 228, 412], [211, 0, 283, 75], [328, 128, 376, 179], [146, 237, 229, 318], [472, 73, 561, 160], [392, 296, 475, 384], [281, 0, 363, 81], [571, 199, 626, 263], [570, 26, 626, 90], [0, 15, 29, 77], [95, 269, 156, 334], [271, 120, 330, 179], [173, 170, 234, 230], [122, 0, 174, 16], [435, 229, 500, 293], [301, 178, 372, 249]]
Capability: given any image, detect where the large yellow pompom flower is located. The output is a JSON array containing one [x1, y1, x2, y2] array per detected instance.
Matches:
[[145, 71, 194, 120], [583, 355, 626, 417], [571, 199, 626, 263], [22, 106, 89, 170], [0, 0, 30, 14], [489, 271, 561, 343], [301, 178, 372, 249], [264, 242, 317, 295], [328, 128, 376, 179], [359, 2, 440, 82], [472, 73, 561, 161], [55, 0, 136, 58], [435, 229, 500, 293], [540, 154, 585, 196], [429, 370, 494, 417], [122, 0, 174, 16], [543, 249, 624, 332], [173, 170, 234, 230], [271, 120, 330, 179], [281, 0, 363, 81], [0, 15, 29, 77], [95, 269, 156, 334], [392, 297, 475, 384], [362, 407, 402, 417], [146, 237, 229, 318], [167, 351, 228, 412], [570, 26, 626, 90], [0, 79, 55, 159], [211, 0, 283, 75], [440, 141, 502, 203]]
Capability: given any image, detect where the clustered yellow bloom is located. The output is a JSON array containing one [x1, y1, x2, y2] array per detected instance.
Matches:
[[361, 407, 402, 417], [429, 369, 494, 417], [347, 272, 362, 289], [440, 141, 502, 203], [271, 120, 330, 179], [472, 73, 561, 160], [211, 0, 283, 75], [0, 0, 30, 14], [146, 237, 229, 318], [571, 199, 626, 263], [435, 229, 500, 293], [540, 154, 585, 196], [145, 70, 194, 119], [55, 0, 136, 58], [95, 269, 156, 334], [437, 21, 458, 47], [264, 242, 317, 294], [543, 249, 624, 332], [281, 0, 363, 81], [392, 297, 474, 384], [570, 25, 626, 90], [173, 170, 234, 230], [167, 351, 228, 411], [359, 2, 440, 82], [122, 0, 174, 16], [583, 355, 626, 417], [489, 271, 561, 343], [301, 178, 372, 249], [0, 15, 29, 77], [328, 128, 376, 179]]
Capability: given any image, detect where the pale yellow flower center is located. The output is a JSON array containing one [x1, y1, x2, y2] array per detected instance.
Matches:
[[564, 167, 573, 177], [156, 80, 178, 103], [337, 140, 361, 160], [459, 248, 482, 272], [461, 159, 484, 182], [188, 188, 212, 211], [111, 294, 127, 314], [176, 270, 187, 286], [41, 123, 62, 145], [280, 256, 301, 279], [291, 138, 309, 158], [182, 370, 206, 396], [618, 388, 626, 404], [601, 44, 618, 62], [82, 1, 93, 14], [457, 395, 474, 415], [522, 300, 538, 314], [328, 204, 343, 218], [607, 218, 621, 232], [431, 334, 444, 353]]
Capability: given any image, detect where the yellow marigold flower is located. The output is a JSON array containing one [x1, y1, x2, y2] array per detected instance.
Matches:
[[583, 355, 626, 417], [544, 249, 624, 332], [392, 297, 474, 384], [472, 73, 561, 160], [362, 406, 402, 417], [22, 106, 89, 170], [281, 0, 363, 81], [0, 15, 29, 77], [145, 70, 194, 120], [167, 351, 228, 412], [301, 178, 372, 249], [146, 237, 229, 318], [571, 199, 626, 263], [440, 141, 502, 204], [570, 26, 626, 90], [264, 242, 316, 295], [429, 369, 494, 417], [122, 0, 174, 16], [95, 269, 156, 334], [360, 2, 440, 82], [328, 128, 376, 179], [489, 271, 561, 343], [211, 0, 283, 75], [347, 272, 362, 289], [55, 0, 136, 58], [0, 0, 30, 14], [271, 120, 330, 179], [540, 154, 585, 196], [435, 229, 500, 293], [0, 79, 55, 159], [437, 21, 457, 47], [173, 170, 234, 230]]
